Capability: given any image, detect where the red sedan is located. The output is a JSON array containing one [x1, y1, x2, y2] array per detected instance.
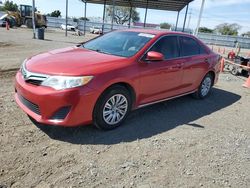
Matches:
[[15, 29, 220, 129]]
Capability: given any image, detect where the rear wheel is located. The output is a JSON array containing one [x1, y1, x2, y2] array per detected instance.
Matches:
[[93, 85, 132, 130], [193, 73, 213, 99]]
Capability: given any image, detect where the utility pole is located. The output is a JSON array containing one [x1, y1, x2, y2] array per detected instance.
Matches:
[[111, 0, 115, 30], [65, 0, 68, 37], [182, 3, 189, 32], [175, 11, 180, 31], [83, 0, 87, 36], [195, 0, 205, 36], [143, 0, 149, 28], [102, 0, 107, 34], [187, 9, 192, 29], [32, 0, 36, 39]]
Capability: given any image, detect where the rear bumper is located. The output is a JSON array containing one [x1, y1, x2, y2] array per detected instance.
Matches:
[[15, 71, 99, 127], [214, 70, 220, 85]]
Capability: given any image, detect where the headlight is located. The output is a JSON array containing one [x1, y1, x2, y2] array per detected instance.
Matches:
[[21, 59, 27, 70], [41, 76, 93, 90]]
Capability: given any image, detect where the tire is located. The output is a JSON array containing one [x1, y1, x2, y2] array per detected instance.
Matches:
[[25, 19, 33, 28], [192, 73, 213, 99], [224, 64, 230, 71], [231, 66, 239, 75], [93, 85, 132, 130]]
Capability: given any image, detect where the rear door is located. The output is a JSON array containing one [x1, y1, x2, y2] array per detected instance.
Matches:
[[179, 36, 209, 93]]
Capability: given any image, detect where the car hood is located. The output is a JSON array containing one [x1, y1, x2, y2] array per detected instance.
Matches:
[[25, 47, 129, 76]]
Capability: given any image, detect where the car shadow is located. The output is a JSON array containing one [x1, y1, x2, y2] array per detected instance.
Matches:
[[34, 88, 241, 145]]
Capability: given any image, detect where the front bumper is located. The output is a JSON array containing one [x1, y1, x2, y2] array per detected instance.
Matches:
[[15, 71, 99, 127]]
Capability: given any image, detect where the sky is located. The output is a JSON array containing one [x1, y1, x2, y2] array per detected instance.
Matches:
[[3, 0, 250, 34]]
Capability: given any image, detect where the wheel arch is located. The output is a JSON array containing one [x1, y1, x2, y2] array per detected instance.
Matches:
[[207, 70, 216, 85], [98, 82, 137, 109]]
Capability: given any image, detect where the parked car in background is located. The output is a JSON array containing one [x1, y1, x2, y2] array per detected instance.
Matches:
[[15, 29, 220, 130], [90, 26, 102, 34], [0, 18, 5, 27], [0, 14, 8, 27], [60, 24, 76, 31]]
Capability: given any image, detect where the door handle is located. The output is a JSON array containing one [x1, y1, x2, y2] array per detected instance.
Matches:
[[172, 63, 183, 69], [204, 58, 209, 63]]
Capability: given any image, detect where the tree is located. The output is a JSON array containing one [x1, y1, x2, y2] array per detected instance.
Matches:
[[106, 6, 140, 25], [215, 23, 241, 36], [242, 31, 250, 37], [160, 22, 171, 29], [0, 0, 18, 11], [198, 27, 213, 33], [47, 10, 61, 17]]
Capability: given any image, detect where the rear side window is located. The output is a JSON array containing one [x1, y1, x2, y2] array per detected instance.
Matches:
[[150, 36, 179, 59], [180, 36, 206, 57]]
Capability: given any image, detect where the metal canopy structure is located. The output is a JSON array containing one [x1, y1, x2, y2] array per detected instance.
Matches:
[[85, 0, 193, 12], [69, 0, 195, 37]]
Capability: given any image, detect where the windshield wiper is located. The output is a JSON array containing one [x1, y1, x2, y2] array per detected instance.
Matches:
[[92, 48, 112, 55], [93, 49, 101, 52], [83, 47, 112, 55]]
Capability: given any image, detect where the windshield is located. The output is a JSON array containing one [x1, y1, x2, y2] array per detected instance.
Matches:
[[83, 31, 155, 57]]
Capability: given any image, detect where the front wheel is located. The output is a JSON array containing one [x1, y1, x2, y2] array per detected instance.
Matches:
[[193, 73, 213, 99], [93, 85, 132, 130], [25, 19, 33, 28]]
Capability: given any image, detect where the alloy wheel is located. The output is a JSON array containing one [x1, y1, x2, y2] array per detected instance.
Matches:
[[201, 77, 212, 97], [102, 94, 128, 125]]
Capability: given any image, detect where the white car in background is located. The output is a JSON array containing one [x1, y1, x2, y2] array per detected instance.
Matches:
[[60, 24, 76, 31], [90, 26, 102, 34], [0, 19, 5, 27], [0, 14, 7, 27]]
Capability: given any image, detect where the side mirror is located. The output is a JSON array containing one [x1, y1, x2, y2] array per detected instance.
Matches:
[[146, 51, 164, 61]]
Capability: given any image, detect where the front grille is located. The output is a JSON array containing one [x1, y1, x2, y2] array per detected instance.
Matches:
[[21, 64, 48, 86], [26, 79, 43, 86], [50, 106, 71, 120], [18, 94, 41, 115]]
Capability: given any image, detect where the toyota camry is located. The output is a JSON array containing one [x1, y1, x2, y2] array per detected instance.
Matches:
[[15, 29, 220, 129]]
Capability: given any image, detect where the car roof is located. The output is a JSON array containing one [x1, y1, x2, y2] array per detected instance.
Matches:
[[117, 28, 194, 37]]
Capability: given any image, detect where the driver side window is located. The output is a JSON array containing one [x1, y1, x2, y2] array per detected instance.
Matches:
[[150, 36, 179, 60]]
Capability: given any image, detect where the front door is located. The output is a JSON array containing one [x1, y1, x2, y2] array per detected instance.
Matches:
[[138, 36, 185, 105]]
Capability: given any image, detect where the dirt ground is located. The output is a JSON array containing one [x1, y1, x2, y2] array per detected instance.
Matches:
[[0, 27, 250, 188], [0, 27, 95, 71]]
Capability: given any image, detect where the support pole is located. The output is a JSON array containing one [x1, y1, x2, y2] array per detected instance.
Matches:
[[143, 0, 148, 28], [128, 4, 132, 28], [182, 3, 189, 32], [111, 0, 115, 30], [102, 0, 107, 34], [84, 1, 87, 36], [65, 0, 68, 37], [32, 0, 36, 39], [175, 11, 179, 31], [194, 0, 205, 36]]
